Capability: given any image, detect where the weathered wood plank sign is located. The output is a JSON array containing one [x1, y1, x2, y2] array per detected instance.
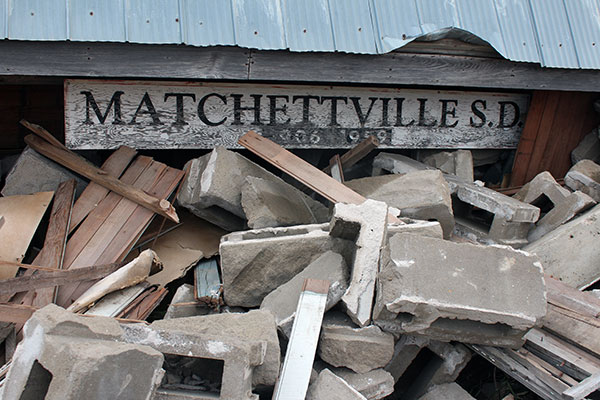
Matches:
[[65, 79, 529, 149]]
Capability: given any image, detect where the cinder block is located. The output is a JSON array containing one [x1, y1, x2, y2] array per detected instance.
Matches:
[[373, 233, 547, 347]]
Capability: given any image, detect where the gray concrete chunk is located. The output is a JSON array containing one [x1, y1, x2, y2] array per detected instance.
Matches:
[[372, 152, 431, 176], [331, 368, 395, 400], [260, 251, 348, 337], [220, 223, 354, 307], [306, 369, 367, 400], [524, 203, 600, 288], [565, 159, 600, 202], [373, 233, 547, 347], [422, 150, 474, 182], [513, 171, 571, 205], [419, 383, 475, 400], [346, 171, 454, 238], [331, 200, 388, 326], [318, 312, 395, 374], [571, 130, 600, 165], [1, 146, 86, 198]]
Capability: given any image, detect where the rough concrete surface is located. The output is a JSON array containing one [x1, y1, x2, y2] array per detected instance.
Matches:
[[571, 129, 600, 165], [374, 233, 547, 347], [220, 223, 354, 307], [332, 368, 395, 399], [306, 369, 367, 400], [346, 171, 454, 238], [372, 152, 431, 175], [331, 200, 388, 326], [241, 176, 329, 229], [419, 383, 475, 400], [422, 150, 474, 182], [565, 159, 600, 202], [260, 250, 348, 337], [318, 312, 395, 373]]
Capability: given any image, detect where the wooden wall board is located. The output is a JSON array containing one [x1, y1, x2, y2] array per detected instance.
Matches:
[[0, 191, 54, 279], [510, 91, 600, 187]]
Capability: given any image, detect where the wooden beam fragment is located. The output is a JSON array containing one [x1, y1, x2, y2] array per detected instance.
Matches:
[[327, 154, 344, 183], [238, 131, 399, 223], [0, 304, 36, 324], [20, 119, 68, 150], [563, 372, 600, 399], [23, 133, 179, 223], [323, 135, 380, 174], [0, 262, 124, 295], [272, 279, 329, 400]]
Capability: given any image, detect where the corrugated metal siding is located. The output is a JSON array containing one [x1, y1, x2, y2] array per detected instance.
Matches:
[[1, 0, 600, 69]]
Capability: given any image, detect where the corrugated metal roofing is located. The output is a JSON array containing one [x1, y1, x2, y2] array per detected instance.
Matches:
[[0, 0, 599, 69]]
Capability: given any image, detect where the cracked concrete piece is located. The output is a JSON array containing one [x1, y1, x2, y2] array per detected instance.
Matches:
[[453, 214, 532, 248], [528, 190, 596, 242], [565, 159, 600, 202], [3, 304, 164, 400], [389, 220, 444, 239], [524, 203, 600, 289], [177, 147, 297, 231], [260, 251, 348, 337], [428, 341, 472, 385], [445, 174, 540, 223], [149, 309, 279, 388], [164, 284, 211, 319], [1, 146, 86, 198], [220, 223, 354, 307], [330, 200, 388, 326], [372, 152, 432, 176], [572, 130, 600, 165], [422, 150, 474, 182], [346, 171, 454, 238], [306, 369, 367, 400], [513, 171, 571, 206], [331, 368, 395, 400], [318, 312, 395, 373], [385, 335, 430, 382], [373, 233, 547, 347], [419, 383, 475, 400], [241, 176, 329, 229]]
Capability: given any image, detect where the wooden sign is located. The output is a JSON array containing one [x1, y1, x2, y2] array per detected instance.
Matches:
[[65, 79, 529, 150]]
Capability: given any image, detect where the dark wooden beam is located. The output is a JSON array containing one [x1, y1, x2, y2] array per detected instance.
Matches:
[[0, 41, 599, 92]]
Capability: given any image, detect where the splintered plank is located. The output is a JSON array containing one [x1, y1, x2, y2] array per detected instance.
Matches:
[[323, 135, 380, 174], [0, 191, 54, 279], [69, 146, 137, 233], [272, 279, 329, 400], [19, 179, 76, 307], [24, 134, 179, 222], [543, 304, 600, 358], [328, 154, 344, 183], [239, 131, 400, 223], [57, 164, 183, 308]]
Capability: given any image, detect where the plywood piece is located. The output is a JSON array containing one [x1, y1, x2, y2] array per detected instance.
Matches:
[[543, 304, 600, 358], [0, 304, 37, 324], [0, 191, 54, 279]]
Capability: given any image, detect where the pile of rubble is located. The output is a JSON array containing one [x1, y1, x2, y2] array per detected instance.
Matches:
[[0, 123, 599, 400]]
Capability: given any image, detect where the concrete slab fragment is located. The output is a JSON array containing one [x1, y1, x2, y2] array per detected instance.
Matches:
[[374, 233, 547, 347], [571, 130, 600, 165], [331, 368, 395, 400], [422, 150, 474, 182], [306, 369, 367, 400], [318, 312, 394, 374], [419, 383, 475, 400], [372, 152, 431, 176], [220, 223, 354, 307], [260, 251, 348, 337], [346, 171, 454, 238], [524, 203, 600, 289], [330, 200, 388, 326], [565, 159, 600, 202]]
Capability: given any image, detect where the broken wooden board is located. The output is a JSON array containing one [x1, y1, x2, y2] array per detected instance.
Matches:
[[273, 279, 329, 400], [84, 284, 148, 317], [24, 133, 179, 223], [238, 131, 400, 223], [328, 154, 344, 183], [194, 259, 222, 306], [323, 135, 379, 174], [117, 286, 168, 321], [0, 191, 54, 279], [143, 210, 225, 288], [0, 304, 37, 325]]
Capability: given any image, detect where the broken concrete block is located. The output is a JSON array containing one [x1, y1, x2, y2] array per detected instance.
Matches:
[[149, 309, 280, 388], [524, 203, 600, 288], [260, 251, 348, 337], [428, 341, 471, 385], [164, 284, 211, 319], [528, 191, 596, 242], [374, 233, 547, 347], [1, 146, 86, 197], [346, 171, 454, 238], [318, 312, 395, 374], [421, 150, 474, 182], [330, 200, 388, 326], [2, 304, 164, 400], [419, 383, 475, 400], [385, 335, 430, 382], [565, 159, 600, 202], [513, 171, 571, 205], [178, 146, 301, 231], [571, 129, 600, 165], [241, 176, 328, 229], [389, 219, 444, 239], [372, 152, 431, 175], [306, 369, 367, 400], [331, 368, 395, 400], [220, 223, 354, 307]]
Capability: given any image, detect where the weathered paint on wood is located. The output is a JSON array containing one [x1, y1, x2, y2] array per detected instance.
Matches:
[[194, 259, 222, 306], [65, 79, 529, 150]]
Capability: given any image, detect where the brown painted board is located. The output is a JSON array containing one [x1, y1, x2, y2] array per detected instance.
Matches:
[[24, 134, 178, 223], [239, 131, 400, 223], [69, 145, 137, 233], [118, 287, 168, 321], [0, 191, 54, 279], [323, 135, 380, 174], [0, 304, 37, 324]]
